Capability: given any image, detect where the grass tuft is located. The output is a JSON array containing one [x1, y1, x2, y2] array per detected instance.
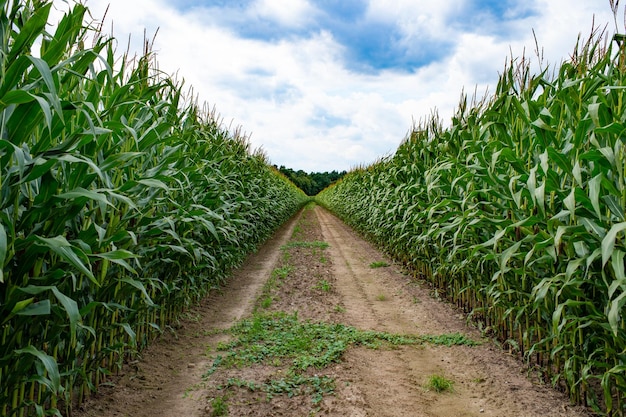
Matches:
[[425, 374, 454, 393]]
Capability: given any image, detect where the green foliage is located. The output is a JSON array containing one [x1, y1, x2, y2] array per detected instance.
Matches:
[[260, 296, 274, 309], [420, 333, 479, 347], [425, 374, 454, 393], [272, 266, 293, 280], [313, 279, 331, 292], [317, 31, 626, 413], [281, 241, 330, 250], [277, 166, 346, 196], [0, 1, 307, 415], [209, 395, 229, 417], [209, 312, 476, 371], [206, 312, 476, 405], [369, 261, 389, 268], [221, 375, 335, 405]]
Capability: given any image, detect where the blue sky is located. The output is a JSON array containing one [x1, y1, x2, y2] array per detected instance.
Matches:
[[79, 0, 616, 172]]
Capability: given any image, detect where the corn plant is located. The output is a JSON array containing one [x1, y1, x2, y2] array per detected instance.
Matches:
[[0, 1, 307, 416]]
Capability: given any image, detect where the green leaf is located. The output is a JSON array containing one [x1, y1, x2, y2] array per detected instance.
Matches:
[[563, 188, 576, 215], [120, 278, 155, 307], [580, 217, 606, 238], [93, 249, 138, 261], [588, 174, 603, 220], [17, 286, 80, 339], [34, 235, 97, 285], [92, 249, 139, 275], [535, 181, 546, 215], [0, 90, 36, 107], [601, 222, 626, 267], [51, 287, 81, 342], [7, 3, 52, 62], [603, 195, 625, 221], [546, 147, 572, 173], [42, 4, 87, 66], [608, 291, 626, 337], [589, 102, 601, 127], [138, 178, 169, 190], [527, 166, 537, 206], [22, 157, 57, 183], [31, 93, 53, 132], [610, 250, 626, 283], [56, 154, 104, 182], [15, 345, 60, 394], [0, 222, 6, 283], [27, 56, 58, 97], [15, 299, 51, 317], [55, 187, 112, 207], [572, 160, 583, 187], [117, 322, 137, 346]]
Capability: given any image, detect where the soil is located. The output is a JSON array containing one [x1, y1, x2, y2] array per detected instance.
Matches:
[[74, 205, 591, 417]]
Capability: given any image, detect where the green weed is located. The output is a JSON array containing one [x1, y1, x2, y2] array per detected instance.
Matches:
[[425, 374, 454, 393], [209, 395, 229, 416], [260, 296, 273, 309], [282, 241, 329, 250], [314, 280, 331, 292], [272, 266, 292, 280]]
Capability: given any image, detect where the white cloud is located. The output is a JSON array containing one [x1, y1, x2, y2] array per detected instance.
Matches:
[[78, 0, 618, 172], [253, 0, 317, 28]]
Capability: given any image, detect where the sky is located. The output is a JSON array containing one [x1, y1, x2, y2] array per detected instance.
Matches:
[[67, 1, 618, 172]]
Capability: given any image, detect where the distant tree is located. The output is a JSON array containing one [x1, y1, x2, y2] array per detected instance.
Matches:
[[276, 165, 346, 196]]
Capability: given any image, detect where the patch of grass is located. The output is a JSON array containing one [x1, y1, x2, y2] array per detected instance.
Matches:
[[221, 375, 334, 405], [334, 305, 346, 313], [425, 374, 454, 393], [209, 395, 229, 416], [369, 261, 389, 268], [260, 296, 273, 309], [255, 266, 293, 311], [272, 266, 292, 280], [205, 313, 475, 406], [207, 313, 476, 374], [420, 332, 479, 347], [376, 294, 386, 301], [282, 241, 329, 250], [314, 279, 331, 292]]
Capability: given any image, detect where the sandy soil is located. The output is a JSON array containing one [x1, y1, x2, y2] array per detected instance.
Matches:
[[74, 205, 591, 417]]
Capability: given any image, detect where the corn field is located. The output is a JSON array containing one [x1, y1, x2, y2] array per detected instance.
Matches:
[[318, 32, 626, 415], [0, 1, 307, 416]]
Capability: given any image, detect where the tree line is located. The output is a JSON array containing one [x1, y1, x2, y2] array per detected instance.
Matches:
[[276, 166, 347, 196]]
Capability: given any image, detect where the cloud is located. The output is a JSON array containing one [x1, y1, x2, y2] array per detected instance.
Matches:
[[254, 0, 317, 27], [80, 0, 617, 172]]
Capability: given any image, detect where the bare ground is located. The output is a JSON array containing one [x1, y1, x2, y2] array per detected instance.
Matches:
[[75, 204, 591, 417]]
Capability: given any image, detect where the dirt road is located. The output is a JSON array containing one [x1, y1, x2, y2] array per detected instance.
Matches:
[[76, 205, 589, 417]]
